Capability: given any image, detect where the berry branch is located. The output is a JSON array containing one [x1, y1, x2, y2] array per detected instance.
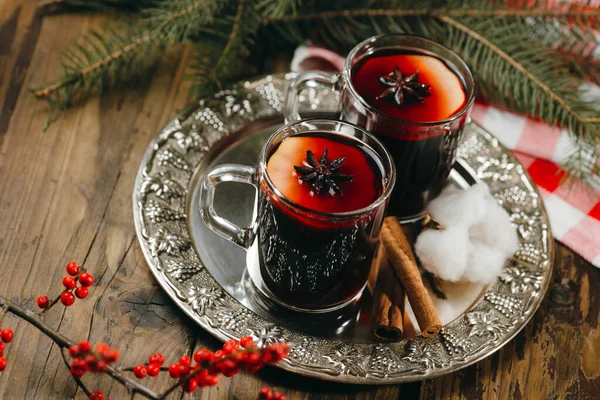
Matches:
[[0, 262, 289, 400]]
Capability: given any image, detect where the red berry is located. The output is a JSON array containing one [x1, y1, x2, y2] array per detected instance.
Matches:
[[222, 339, 239, 354], [196, 369, 220, 387], [179, 363, 190, 376], [63, 276, 77, 289], [245, 352, 264, 373], [94, 360, 108, 372], [147, 363, 160, 377], [193, 349, 213, 363], [232, 351, 247, 363], [75, 286, 89, 299], [148, 353, 164, 366], [195, 369, 209, 387], [83, 355, 97, 370], [70, 364, 86, 377], [179, 355, 191, 366], [0, 342, 4, 355], [133, 365, 147, 379], [272, 392, 286, 400], [184, 379, 198, 393], [78, 272, 94, 287], [61, 292, 75, 306], [207, 374, 219, 386], [0, 357, 6, 371], [168, 363, 180, 378], [95, 343, 109, 354], [78, 340, 92, 353], [223, 366, 240, 377], [1, 329, 13, 343], [71, 357, 85, 367], [66, 262, 80, 276], [37, 295, 50, 309], [258, 387, 273, 400], [68, 345, 79, 357], [89, 390, 104, 400], [240, 336, 254, 348], [213, 350, 224, 359], [103, 349, 119, 362]]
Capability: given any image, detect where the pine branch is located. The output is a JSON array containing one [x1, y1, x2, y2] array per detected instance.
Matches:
[[31, 22, 165, 128], [213, 0, 248, 79], [187, 0, 261, 96], [439, 15, 600, 126], [142, 0, 226, 40], [32, 0, 224, 127], [263, 1, 600, 183], [30, 0, 600, 183], [258, 0, 301, 18], [558, 51, 600, 86], [263, 6, 600, 23]]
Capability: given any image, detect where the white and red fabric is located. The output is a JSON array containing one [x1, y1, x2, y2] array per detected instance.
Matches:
[[291, 45, 600, 268]]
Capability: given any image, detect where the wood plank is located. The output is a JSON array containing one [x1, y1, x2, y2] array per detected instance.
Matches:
[[0, 0, 42, 141], [0, 1, 598, 398]]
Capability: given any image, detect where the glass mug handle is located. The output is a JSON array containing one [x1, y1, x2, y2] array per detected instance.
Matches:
[[284, 71, 341, 123], [199, 164, 257, 249]]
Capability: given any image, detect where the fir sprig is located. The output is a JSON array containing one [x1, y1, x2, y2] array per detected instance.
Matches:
[[32, 0, 600, 185], [31, 22, 166, 128], [188, 0, 261, 96]]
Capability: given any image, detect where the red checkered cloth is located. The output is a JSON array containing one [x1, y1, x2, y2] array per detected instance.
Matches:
[[292, 45, 600, 268]]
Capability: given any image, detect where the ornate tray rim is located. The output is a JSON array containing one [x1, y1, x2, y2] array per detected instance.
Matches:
[[133, 73, 554, 384]]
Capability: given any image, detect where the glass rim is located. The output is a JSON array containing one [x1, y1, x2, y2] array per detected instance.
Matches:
[[343, 33, 476, 127], [259, 118, 396, 220]]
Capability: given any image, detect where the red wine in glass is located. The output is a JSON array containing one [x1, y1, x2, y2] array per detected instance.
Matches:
[[350, 50, 469, 217], [258, 132, 385, 308]]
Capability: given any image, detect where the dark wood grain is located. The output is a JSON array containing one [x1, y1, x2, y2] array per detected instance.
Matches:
[[0, 3, 598, 399]]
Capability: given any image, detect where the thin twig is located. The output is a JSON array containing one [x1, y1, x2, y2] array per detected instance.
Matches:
[[38, 268, 87, 316], [0, 296, 162, 400], [32, 34, 153, 99], [60, 349, 92, 398], [209, 0, 247, 89], [438, 15, 600, 125]]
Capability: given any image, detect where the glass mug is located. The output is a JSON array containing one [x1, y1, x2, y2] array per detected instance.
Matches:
[[285, 34, 476, 220], [199, 119, 395, 312]]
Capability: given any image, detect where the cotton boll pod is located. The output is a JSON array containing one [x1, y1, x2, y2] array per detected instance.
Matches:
[[428, 184, 489, 228], [415, 227, 469, 282], [470, 201, 518, 258], [464, 242, 507, 284]]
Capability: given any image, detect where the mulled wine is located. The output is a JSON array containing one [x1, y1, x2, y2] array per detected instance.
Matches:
[[257, 131, 387, 309], [200, 119, 394, 312], [350, 50, 469, 217], [284, 34, 475, 219]]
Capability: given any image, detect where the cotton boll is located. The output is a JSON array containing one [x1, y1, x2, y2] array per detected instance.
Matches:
[[470, 201, 518, 258], [464, 242, 507, 284], [415, 227, 469, 282], [428, 183, 489, 228]]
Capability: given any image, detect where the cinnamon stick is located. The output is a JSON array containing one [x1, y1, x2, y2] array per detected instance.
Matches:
[[367, 249, 380, 294], [380, 217, 442, 337], [370, 247, 405, 341]]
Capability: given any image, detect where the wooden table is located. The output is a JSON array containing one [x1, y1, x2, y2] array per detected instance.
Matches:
[[1, 3, 598, 399]]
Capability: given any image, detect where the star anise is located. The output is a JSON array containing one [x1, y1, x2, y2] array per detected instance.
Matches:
[[293, 148, 353, 195], [376, 66, 431, 106]]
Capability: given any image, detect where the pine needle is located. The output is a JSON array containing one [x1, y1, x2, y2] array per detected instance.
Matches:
[[31, 0, 600, 184]]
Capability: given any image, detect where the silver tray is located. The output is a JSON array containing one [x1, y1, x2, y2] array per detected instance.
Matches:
[[133, 73, 553, 383]]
